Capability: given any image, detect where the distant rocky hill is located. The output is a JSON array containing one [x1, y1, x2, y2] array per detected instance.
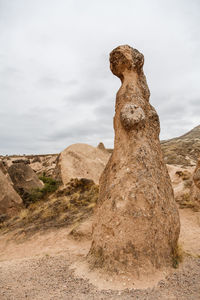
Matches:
[[161, 125, 200, 166]]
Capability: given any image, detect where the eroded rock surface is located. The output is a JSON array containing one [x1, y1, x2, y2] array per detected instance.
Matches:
[[0, 169, 22, 219], [8, 163, 44, 205], [97, 142, 107, 152], [89, 45, 180, 275], [54, 144, 110, 185]]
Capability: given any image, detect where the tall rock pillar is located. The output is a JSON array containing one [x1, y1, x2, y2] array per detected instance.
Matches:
[[88, 45, 180, 274]]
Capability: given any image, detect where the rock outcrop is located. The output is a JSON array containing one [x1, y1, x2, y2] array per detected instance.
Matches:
[[8, 163, 44, 204], [167, 164, 194, 208], [0, 169, 23, 219], [0, 160, 8, 175], [54, 144, 110, 185], [12, 159, 30, 165], [190, 159, 200, 210], [88, 45, 180, 275], [0, 160, 13, 184], [97, 142, 107, 152]]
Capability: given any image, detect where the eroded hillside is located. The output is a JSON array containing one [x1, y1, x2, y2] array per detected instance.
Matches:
[[161, 125, 200, 166]]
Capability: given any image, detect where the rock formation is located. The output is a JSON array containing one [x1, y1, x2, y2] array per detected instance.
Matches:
[[0, 160, 13, 184], [190, 159, 200, 209], [97, 142, 107, 152], [0, 169, 23, 219], [12, 159, 30, 165], [0, 160, 8, 175], [166, 164, 194, 206], [88, 45, 180, 275], [8, 163, 44, 205], [54, 143, 110, 185]]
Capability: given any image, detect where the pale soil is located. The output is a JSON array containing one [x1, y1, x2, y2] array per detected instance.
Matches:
[[0, 208, 200, 300], [179, 209, 200, 256]]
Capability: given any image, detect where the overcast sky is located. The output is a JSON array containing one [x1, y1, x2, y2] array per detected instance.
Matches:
[[0, 0, 200, 155]]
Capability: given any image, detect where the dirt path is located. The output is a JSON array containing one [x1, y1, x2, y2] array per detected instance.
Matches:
[[0, 208, 200, 300]]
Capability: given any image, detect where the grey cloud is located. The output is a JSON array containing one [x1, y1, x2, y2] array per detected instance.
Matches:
[[190, 106, 200, 117], [36, 77, 78, 89], [1, 66, 21, 75], [94, 101, 115, 117], [63, 88, 107, 104], [158, 103, 186, 119], [49, 120, 112, 141], [190, 98, 200, 107], [0, 0, 200, 154]]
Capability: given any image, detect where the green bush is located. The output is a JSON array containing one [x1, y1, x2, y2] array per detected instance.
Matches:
[[24, 176, 60, 207], [39, 175, 59, 194]]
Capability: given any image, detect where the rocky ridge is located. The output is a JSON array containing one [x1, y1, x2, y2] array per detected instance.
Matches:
[[161, 125, 200, 166]]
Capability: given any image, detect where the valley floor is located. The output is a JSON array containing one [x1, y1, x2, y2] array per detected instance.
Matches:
[[0, 208, 200, 300]]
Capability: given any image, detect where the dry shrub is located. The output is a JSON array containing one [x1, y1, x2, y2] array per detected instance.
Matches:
[[23, 176, 60, 207], [172, 243, 184, 268], [1, 178, 99, 234], [183, 180, 193, 188], [178, 193, 199, 211]]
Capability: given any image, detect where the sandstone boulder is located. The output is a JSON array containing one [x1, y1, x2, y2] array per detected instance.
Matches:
[[167, 164, 194, 207], [89, 45, 180, 275], [29, 155, 57, 177], [8, 163, 44, 204], [32, 156, 41, 163], [0, 160, 8, 175], [97, 142, 107, 152], [0, 169, 23, 218], [0, 160, 13, 184], [55, 144, 110, 185]]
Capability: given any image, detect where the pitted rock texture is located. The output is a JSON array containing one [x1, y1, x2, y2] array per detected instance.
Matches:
[[88, 45, 180, 275], [190, 159, 200, 209], [0, 169, 22, 218]]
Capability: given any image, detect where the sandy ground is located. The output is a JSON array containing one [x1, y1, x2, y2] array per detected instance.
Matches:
[[0, 208, 200, 300]]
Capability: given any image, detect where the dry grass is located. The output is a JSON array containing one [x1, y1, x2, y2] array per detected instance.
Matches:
[[172, 243, 184, 268], [1, 178, 99, 234], [177, 193, 199, 211], [183, 180, 193, 188]]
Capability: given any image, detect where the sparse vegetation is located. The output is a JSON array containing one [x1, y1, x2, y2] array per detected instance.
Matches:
[[1, 178, 99, 234], [172, 243, 184, 268], [183, 179, 193, 188], [175, 170, 191, 181], [23, 175, 60, 207], [177, 193, 199, 211], [161, 125, 200, 166]]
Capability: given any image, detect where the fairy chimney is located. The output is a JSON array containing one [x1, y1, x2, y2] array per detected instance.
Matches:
[[88, 45, 180, 275]]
